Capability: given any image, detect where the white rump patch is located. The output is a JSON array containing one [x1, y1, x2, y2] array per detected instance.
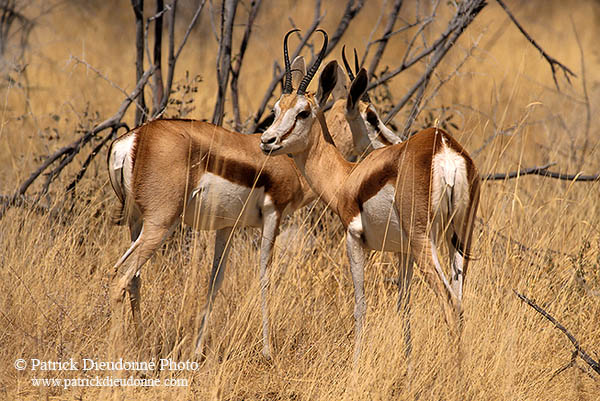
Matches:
[[431, 141, 469, 238]]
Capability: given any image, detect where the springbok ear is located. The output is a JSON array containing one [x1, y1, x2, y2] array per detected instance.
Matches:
[[316, 60, 338, 107], [347, 68, 368, 112], [331, 63, 348, 102], [290, 56, 306, 91]]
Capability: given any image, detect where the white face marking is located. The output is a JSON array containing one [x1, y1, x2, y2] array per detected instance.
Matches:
[[260, 96, 315, 156]]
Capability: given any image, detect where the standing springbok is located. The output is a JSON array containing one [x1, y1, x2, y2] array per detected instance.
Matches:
[[337, 46, 402, 159], [107, 116, 315, 359], [106, 30, 390, 359], [260, 30, 480, 359]]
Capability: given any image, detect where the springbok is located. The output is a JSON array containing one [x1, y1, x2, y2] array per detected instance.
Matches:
[[107, 118, 315, 359], [106, 30, 389, 359], [260, 30, 480, 359], [335, 46, 402, 159]]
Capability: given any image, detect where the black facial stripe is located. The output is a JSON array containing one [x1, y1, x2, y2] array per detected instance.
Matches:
[[280, 119, 297, 141]]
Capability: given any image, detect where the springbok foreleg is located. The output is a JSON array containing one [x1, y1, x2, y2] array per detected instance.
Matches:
[[195, 226, 234, 357], [346, 227, 368, 363], [258, 208, 281, 360], [396, 253, 414, 358]]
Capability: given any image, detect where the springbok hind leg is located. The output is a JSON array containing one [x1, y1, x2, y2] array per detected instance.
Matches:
[[110, 221, 172, 355], [412, 234, 461, 335]]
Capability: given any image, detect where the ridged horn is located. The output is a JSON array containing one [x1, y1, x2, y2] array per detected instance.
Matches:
[[297, 29, 328, 95], [341, 45, 356, 81], [283, 29, 300, 94], [342, 46, 371, 102]]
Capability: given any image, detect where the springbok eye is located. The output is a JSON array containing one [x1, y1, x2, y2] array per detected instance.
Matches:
[[297, 110, 311, 119]]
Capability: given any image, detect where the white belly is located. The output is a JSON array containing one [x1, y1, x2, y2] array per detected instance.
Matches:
[[360, 184, 409, 253], [183, 173, 265, 230]]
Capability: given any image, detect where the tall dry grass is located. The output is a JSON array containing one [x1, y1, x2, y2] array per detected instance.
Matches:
[[1, 0, 599, 399]]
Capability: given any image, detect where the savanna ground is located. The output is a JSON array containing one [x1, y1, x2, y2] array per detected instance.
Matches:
[[1, 0, 599, 399]]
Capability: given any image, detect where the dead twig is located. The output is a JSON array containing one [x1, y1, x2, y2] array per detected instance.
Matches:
[[484, 163, 600, 182], [366, 0, 404, 79], [514, 290, 600, 377], [231, 0, 262, 131], [131, 0, 148, 125], [158, 0, 206, 115], [1, 66, 154, 219], [495, 0, 576, 90], [212, 0, 238, 126], [384, 0, 487, 127]]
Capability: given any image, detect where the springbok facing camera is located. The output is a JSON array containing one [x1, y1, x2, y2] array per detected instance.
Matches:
[[260, 29, 480, 360], [105, 29, 398, 360]]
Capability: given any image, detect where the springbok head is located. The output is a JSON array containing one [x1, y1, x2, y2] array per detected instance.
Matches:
[[341, 46, 401, 151], [260, 29, 338, 156]]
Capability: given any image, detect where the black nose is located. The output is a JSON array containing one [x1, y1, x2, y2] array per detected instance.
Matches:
[[262, 136, 277, 145]]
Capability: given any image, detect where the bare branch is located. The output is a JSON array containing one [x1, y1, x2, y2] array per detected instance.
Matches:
[[514, 290, 600, 376], [325, 0, 364, 55], [6, 66, 154, 210], [367, 0, 404, 79], [212, 0, 238, 126], [158, 0, 206, 115], [495, 0, 575, 90], [131, 0, 148, 125], [384, 0, 487, 127], [151, 0, 165, 115], [484, 163, 600, 182], [249, 2, 324, 133], [66, 123, 129, 194], [231, 0, 262, 131]]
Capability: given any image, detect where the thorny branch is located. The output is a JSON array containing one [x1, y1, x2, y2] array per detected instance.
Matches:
[[514, 291, 600, 377]]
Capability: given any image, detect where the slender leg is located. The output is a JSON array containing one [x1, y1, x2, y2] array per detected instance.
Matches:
[[195, 226, 234, 357], [128, 214, 144, 340], [258, 209, 281, 360], [448, 242, 464, 310], [396, 253, 414, 358], [412, 234, 461, 334], [110, 221, 172, 355], [346, 230, 367, 363]]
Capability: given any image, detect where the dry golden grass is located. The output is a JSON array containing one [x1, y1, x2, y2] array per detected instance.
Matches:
[[1, 0, 599, 399]]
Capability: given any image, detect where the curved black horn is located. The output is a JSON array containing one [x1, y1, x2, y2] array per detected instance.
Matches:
[[341, 45, 355, 81], [353, 49, 361, 76], [297, 29, 328, 95], [283, 29, 300, 94], [342, 46, 371, 102]]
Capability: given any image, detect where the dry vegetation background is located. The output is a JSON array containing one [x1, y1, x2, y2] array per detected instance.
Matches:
[[1, 0, 600, 399]]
